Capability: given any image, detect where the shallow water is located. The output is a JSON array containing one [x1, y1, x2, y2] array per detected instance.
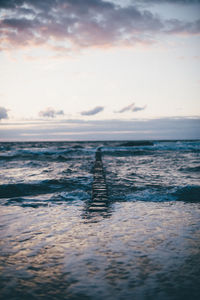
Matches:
[[0, 140, 200, 299]]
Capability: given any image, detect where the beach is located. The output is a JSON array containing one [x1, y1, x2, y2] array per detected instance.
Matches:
[[0, 140, 200, 299]]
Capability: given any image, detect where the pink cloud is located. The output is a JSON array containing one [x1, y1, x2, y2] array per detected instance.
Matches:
[[0, 0, 199, 53]]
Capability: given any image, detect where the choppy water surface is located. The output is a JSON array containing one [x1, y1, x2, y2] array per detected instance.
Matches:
[[0, 140, 200, 300]]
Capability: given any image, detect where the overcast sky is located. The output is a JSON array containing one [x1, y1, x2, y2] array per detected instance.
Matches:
[[0, 0, 199, 140]]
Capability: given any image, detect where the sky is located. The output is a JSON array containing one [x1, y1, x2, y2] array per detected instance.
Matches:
[[0, 0, 200, 140]]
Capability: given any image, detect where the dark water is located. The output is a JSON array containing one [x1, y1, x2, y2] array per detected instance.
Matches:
[[0, 140, 200, 299]]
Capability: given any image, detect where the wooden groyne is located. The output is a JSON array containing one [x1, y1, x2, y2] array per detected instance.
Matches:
[[83, 147, 109, 219], [92, 147, 108, 205]]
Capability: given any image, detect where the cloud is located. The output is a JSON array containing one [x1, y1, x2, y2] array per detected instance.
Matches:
[[117, 103, 135, 113], [132, 105, 147, 112], [137, 0, 200, 4], [0, 0, 199, 53], [0, 107, 9, 120], [0, 117, 199, 141], [81, 106, 104, 116], [116, 102, 146, 113], [165, 18, 200, 35], [39, 107, 64, 118]]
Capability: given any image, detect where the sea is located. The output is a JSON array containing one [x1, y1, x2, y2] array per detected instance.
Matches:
[[0, 140, 200, 300]]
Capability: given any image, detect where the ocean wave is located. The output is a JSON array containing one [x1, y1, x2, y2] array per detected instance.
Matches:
[[0, 141, 199, 206], [2, 189, 90, 207], [173, 185, 200, 202], [108, 185, 200, 203], [0, 178, 92, 199], [0, 146, 96, 161], [102, 149, 152, 157], [102, 141, 200, 156], [0, 180, 66, 198], [119, 141, 154, 146], [107, 186, 173, 202], [179, 166, 200, 173], [152, 140, 200, 151]]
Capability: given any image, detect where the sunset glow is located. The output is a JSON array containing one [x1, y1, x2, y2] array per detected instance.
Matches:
[[0, 0, 200, 140]]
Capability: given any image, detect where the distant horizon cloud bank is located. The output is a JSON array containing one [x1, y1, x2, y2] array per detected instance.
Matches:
[[0, 116, 199, 141]]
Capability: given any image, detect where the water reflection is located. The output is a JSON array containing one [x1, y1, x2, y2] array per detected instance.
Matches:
[[1, 202, 200, 300], [82, 197, 112, 222]]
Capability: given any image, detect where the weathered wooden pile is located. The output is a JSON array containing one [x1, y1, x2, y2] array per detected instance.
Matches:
[[83, 147, 110, 219]]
